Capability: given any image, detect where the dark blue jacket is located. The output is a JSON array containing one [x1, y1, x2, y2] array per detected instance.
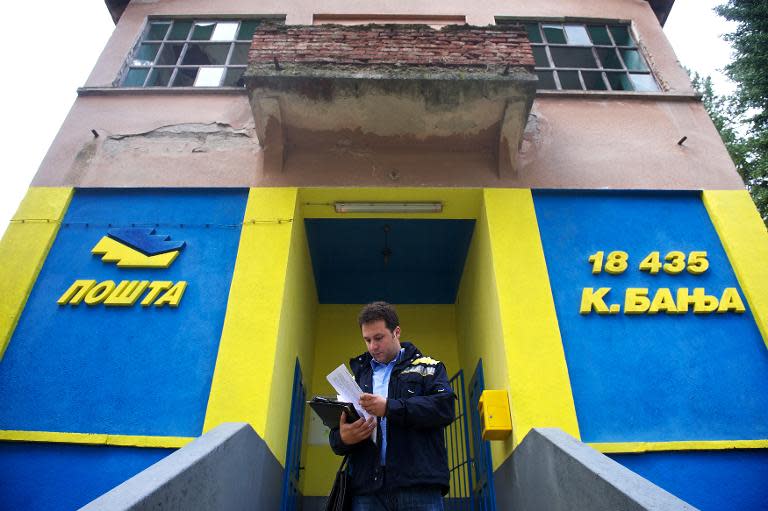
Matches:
[[329, 342, 456, 495]]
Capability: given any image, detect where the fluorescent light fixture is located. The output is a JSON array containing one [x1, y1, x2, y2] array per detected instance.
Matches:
[[334, 202, 443, 213]]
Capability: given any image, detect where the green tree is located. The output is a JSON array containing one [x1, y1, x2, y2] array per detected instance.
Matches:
[[690, 72, 751, 179], [711, 0, 768, 224]]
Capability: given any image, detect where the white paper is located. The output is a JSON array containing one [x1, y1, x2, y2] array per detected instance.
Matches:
[[327, 364, 377, 443]]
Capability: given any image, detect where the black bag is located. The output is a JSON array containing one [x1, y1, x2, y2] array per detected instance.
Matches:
[[325, 455, 351, 511]]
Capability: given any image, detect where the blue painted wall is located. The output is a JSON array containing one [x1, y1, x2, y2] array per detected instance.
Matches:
[[305, 219, 475, 304], [533, 191, 768, 442], [611, 450, 768, 511], [0, 189, 247, 437], [0, 441, 172, 511]]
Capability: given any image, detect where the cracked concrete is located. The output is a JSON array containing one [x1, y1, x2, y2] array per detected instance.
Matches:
[[48, 120, 263, 187], [103, 122, 256, 155]]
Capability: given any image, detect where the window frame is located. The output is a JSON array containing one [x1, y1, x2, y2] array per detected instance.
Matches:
[[496, 17, 661, 93], [118, 16, 284, 88]]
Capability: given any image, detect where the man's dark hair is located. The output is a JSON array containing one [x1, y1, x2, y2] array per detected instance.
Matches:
[[358, 301, 399, 332]]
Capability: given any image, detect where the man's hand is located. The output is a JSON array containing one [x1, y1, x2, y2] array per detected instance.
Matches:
[[359, 393, 387, 417], [339, 412, 376, 445]]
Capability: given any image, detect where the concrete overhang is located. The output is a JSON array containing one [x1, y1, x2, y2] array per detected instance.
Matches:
[[104, 0, 129, 24], [646, 0, 676, 26], [245, 24, 537, 176]]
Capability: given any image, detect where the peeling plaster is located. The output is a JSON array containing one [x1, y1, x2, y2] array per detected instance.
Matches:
[[519, 103, 552, 168], [102, 122, 257, 155], [61, 122, 261, 187]]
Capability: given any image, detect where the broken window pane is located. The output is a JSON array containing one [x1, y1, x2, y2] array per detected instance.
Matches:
[[582, 71, 607, 90], [587, 25, 612, 45], [496, 20, 660, 92], [194, 67, 225, 86], [596, 48, 622, 69], [564, 25, 591, 46], [172, 67, 198, 86], [191, 22, 216, 40], [629, 74, 659, 92], [525, 23, 542, 44], [610, 25, 635, 47], [169, 21, 192, 40], [551, 47, 597, 68], [211, 22, 238, 41], [124, 68, 149, 87], [557, 70, 582, 90], [182, 43, 230, 65], [532, 46, 549, 67], [536, 70, 557, 90], [223, 67, 246, 87], [115, 18, 291, 88], [156, 44, 185, 66], [621, 49, 648, 71], [146, 67, 173, 86], [132, 44, 160, 66], [230, 43, 250, 65], [542, 24, 566, 44], [146, 22, 170, 41], [606, 72, 634, 91], [238, 20, 261, 41]]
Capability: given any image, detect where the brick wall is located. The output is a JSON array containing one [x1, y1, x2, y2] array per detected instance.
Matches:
[[249, 24, 533, 68]]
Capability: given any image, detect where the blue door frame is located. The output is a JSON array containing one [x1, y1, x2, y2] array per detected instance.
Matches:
[[468, 360, 496, 511], [281, 359, 306, 511]]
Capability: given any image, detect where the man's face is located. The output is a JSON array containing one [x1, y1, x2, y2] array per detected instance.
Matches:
[[361, 320, 401, 364]]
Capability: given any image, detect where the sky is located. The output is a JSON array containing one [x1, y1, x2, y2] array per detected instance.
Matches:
[[0, 1, 739, 239], [664, 0, 737, 94]]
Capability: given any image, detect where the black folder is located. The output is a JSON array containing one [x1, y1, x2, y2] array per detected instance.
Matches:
[[308, 396, 361, 428]]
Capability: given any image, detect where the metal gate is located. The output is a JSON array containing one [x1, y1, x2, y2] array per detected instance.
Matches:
[[468, 360, 496, 511], [444, 369, 474, 510], [444, 362, 496, 510], [280, 358, 306, 511]]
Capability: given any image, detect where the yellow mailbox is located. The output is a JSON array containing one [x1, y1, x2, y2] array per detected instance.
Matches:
[[478, 390, 512, 440]]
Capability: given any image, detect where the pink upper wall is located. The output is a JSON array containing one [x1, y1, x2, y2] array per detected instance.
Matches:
[[31, 0, 743, 190]]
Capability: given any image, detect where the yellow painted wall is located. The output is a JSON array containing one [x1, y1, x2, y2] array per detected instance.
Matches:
[[704, 190, 768, 349], [0, 187, 72, 359], [455, 195, 514, 471], [302, 304, 460, 496], [484, 189, 580, 448], [263, 195, 319, 473], [456, 189, 581, 471], [204, 188, 318, 468]]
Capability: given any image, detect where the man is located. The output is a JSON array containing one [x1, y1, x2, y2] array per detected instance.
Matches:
[[329, 301, 455, 510]]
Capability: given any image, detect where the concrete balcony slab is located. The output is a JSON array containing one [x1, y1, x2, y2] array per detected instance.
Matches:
[[245, 24, 536, 177]]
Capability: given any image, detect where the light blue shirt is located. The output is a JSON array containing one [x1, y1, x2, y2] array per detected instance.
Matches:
[[370, 347, 404, 465]]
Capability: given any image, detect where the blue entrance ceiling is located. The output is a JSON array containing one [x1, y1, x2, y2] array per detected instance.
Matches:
[[304, 219, 475, 304]]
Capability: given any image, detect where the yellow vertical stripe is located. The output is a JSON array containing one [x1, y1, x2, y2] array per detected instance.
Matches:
[[484, 188, 580, 447], [262, 190, 317, 472], [455, 195, 513, 470], [0, 430, 193, 449], [203, 188, 299, 452], [0, 187, 72, 359], [703, 190, 768, 348]]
